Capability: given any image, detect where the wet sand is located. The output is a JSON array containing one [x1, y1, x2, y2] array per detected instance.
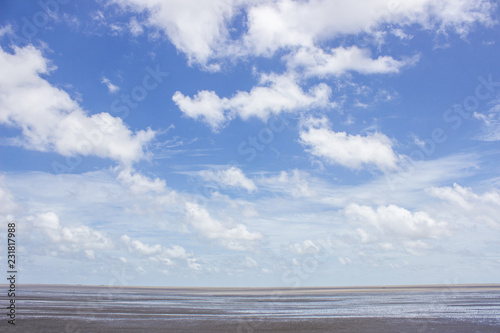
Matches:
[[7, 316, 500, 333], [1, 284, 499, 332]]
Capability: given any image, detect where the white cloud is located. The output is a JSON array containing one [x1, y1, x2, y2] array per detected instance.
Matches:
[[29, 212, 113, 251], [199, 166, 257, 193], [85, 250, 96, 260], [382, 153, 480, 195], [0, 176, 19, 215], [285, 46, 419, 78], [117, 169, 166, 194], [241, 205, 259, 218], [289, 239, 320, 255], [403, 240, 433, 256], [128, 17, 144, 36], [379, 242, 395, 251], [338, 256, 352, 265], [184, 202, 262, 250], [427, 183, 500, 208], [173, 73, 331, 131], [187, 258, 202, 270], [258, 169, 316, 198], [0, 24, 14, 37], [109, 0, 495, 68], [299, 117, 398, 171], [61, 13, 81, 30], [121, 235, 162, 255], [243, 0, 495, 56], [391, 28, 413, 40], [474, 99, 500, 141], [345, 203, 449, 241], [244, 256, 258, 268], [0, 45, 155, 166], [164, 245, 189, 259], [101, 76, 120, 93], [172, 89, 227, 130], [426, 183, 500, 229], [121, 235, 190, 265], [111, 0, 240, 67]]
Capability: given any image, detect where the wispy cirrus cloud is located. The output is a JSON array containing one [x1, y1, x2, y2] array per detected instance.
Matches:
[[474, 98, 500, 141], [101, 76, 120, 93]]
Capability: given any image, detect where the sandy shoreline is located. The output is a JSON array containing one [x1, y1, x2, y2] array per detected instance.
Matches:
[[4, 317, 500, 333]]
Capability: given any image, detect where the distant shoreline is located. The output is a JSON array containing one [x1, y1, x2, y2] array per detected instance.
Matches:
[[1, 283, 499, 295]]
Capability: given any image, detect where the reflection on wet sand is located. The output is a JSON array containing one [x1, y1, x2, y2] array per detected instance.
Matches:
[[1, 284, 499, 332]]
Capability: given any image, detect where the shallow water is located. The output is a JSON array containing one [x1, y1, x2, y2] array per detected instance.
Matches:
[[2, 285, 500, 332]]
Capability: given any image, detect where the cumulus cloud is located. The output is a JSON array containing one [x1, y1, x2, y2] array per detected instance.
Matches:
[[199, 166, 257, 193], [285, 46, 419, 77], [0, 45, 155, 166], [172, 73, 331, 131], [426, 183, 500, 229], [164, 245, 189, 259], [29, 212, 113, 252], [427, 183, 500, 208], [184, 202, 262, 250], [285, 46, 420, 78], [121, 235, 162, 255], [345, 203, 449, 241], [117, 169, 167, 194], [158, 0, 496, 131], [299, 117, 398, 171], [110, 0, 495, 67], [111, 0, 239, 67], [121, 235, 189, 259], [243, 0, 495, 56], [172, 89, 227, 130]]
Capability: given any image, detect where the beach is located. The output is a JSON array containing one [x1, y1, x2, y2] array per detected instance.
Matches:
[[1, 284, 499, 332]]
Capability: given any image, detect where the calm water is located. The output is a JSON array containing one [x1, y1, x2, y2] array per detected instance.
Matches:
[[2, 285, 500, 332]]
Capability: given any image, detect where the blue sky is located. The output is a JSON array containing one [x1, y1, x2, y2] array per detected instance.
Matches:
[[0, 0, 499, 287]]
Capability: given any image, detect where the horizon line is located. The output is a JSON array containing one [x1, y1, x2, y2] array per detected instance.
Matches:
[[2, 282, 499, 291]]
